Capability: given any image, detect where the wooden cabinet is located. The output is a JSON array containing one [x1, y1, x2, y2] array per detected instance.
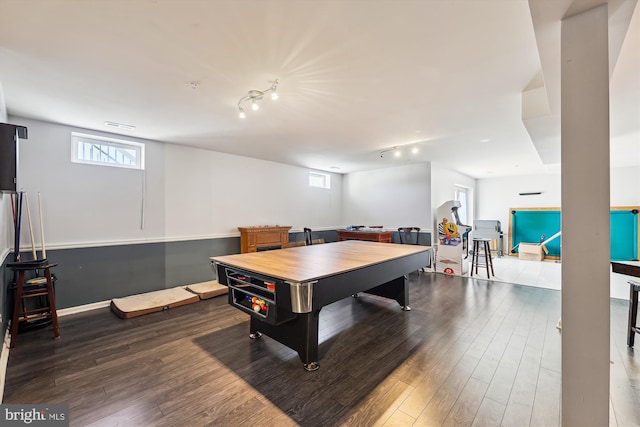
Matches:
[[238, 226, 292, 253]]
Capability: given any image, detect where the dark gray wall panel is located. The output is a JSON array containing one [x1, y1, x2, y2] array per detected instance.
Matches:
[[50, 243, 168, 308], [0, 230, 433, 317], [163, 237, 239, 286], [47, 237, 239, 308]]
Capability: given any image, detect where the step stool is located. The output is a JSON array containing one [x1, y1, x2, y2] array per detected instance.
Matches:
[[7, 260, 60, 348]]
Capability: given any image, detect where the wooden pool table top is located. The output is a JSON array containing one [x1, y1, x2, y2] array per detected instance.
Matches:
[[211, 240, 431, 283]]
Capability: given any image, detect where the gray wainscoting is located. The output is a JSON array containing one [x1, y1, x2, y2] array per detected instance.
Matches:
[[0, 229, 431, 324], [41, 237, 239, 309]]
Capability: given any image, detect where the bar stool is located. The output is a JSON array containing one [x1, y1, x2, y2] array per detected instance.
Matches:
[[627, 280, 640, 347], [471, 238, 494, 279], [8, 260, 60, 348]]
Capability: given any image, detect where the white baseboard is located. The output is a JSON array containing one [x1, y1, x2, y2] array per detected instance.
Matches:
[[0, 327, 11, 403], [56, 287, 194, 317], [57, 300, 111, 317], [56, 286, 199, 318]]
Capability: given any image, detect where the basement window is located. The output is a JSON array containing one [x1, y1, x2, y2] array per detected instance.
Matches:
[[71, 132, 145, 170], [309, 171, 331, 189]]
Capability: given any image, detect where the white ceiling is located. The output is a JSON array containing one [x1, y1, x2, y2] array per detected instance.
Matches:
[[0, 0, 638, 178]]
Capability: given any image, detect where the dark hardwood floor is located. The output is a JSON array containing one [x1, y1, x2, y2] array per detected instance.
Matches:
[[3, 272, 639, 426]]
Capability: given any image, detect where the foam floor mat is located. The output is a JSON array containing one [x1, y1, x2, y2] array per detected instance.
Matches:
[[111, 287, 200, 319], [185, 280, 228, 299]]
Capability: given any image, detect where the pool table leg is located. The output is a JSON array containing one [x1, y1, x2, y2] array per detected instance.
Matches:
[[365, 275, 410, 310], [249, 310, 321, 370]]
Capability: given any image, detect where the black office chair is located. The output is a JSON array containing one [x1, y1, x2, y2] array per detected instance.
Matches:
[[304, 228, 313, 245], [398, 227, 421, 245]]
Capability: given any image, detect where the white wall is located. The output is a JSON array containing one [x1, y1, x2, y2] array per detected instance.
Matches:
[[476, 166, 640, 244], [0, 82, 6, 122], [431, 161, 476, 241], [342, 163, 431, 231], [163, 144, 342, 237], [0, 81, 10, 260], [16, 118, 166, 248], [14, 117, 343, 249], [477, 167, 640, 300], [0, 197, 9, 260], [476, 172, 562, 241], [610, 165, 640, 206]]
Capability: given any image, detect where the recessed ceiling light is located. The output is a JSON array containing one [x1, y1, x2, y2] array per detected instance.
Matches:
[[104, 121, 135, 130], [480, 138, 490, 143], [330, 166, 341, 170]]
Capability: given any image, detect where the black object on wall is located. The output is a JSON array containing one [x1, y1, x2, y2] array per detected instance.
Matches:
[[0, 123, 28, 192]]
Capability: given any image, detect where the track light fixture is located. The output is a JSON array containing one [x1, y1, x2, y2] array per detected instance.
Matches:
[[238, 79, 279, 118], [380, 147, 400, 158], [379, 144, 420, 159]]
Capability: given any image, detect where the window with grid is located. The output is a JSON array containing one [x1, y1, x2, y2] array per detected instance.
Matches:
[[71, 132, 145, 170]]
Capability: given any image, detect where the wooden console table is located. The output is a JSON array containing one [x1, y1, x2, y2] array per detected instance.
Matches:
[[337, 229, 392, 243], [238, 226, 292, 253]]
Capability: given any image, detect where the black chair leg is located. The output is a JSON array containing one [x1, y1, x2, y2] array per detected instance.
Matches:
[[628, 283, 639, 347]]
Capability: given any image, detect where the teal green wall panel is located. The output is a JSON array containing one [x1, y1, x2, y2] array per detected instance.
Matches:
[[510, 208, 639, 261], [510, 209, 561, 257], [610, 209, 638, 261]]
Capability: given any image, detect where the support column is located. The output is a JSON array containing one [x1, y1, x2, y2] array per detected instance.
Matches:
[[561, 4, 610, 427]]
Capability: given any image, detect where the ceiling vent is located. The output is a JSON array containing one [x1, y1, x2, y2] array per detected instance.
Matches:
[[104, 121, 135, 130]]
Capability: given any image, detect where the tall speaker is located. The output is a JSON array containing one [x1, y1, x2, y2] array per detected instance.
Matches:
[[0, 123, 28, 192]]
